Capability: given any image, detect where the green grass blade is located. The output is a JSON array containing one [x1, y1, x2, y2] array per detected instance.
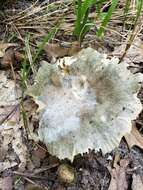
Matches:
[[21, 38, 29, 89], [33, 25, 59, 64], [81, 0, 94, 17], [25, 34, 36, 75], [79, 7, 92, 42], [96, 0, 118, 37], [81, 7, 90, 28], [79, 23, 94, 42], [123, 0, 131, 28], [74, 0, 95, 39], [74, 0, 82, 37], [20, 24, 59, 88], [95, 0, 101, 16], [136, 0, 143, 19], [119, 0, 143, 63]]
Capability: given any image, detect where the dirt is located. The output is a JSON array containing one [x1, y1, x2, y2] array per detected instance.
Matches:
[[8, 138, 143, 190]]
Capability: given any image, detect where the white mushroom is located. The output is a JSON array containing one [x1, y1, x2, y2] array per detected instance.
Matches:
[[28, 48, 142, 160]]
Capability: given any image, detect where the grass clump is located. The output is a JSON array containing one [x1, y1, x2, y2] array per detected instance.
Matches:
[[73, 0, 118, 42], [20, 25, 59, 90], [73, 0, 95, 42], [73, 0, 142, 43]]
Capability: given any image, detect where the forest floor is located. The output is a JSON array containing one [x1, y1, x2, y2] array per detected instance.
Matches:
[[0, 1, 143, 190]]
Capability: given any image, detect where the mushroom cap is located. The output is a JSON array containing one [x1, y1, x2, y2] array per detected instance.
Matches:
[[28, 48, 142, 160]]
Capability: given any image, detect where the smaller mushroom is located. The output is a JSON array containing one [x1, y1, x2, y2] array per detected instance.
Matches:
[[58, 164, 75, 184]]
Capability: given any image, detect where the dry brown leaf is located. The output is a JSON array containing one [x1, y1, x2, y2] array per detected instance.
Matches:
[[44, 41, 81, 59], [113, 37, 143, 64], [108, 159, 129, 190], [1, 48, 15, 68], [1, 176, 13, 190], [14, 50, 24, 62], [0, 43, 17, 58], [25, 184, 44, 190], [55, 186, 65, 190], [0, 147, 7, 161], [0, 123, 27, 172], [32, 147, 46, 159], [1, 48, 24, 69], [132, 174, 143, 190], [0, 71, 18, 106], [0, 71, 27, 172], [0, 105, 18, 124], [0, 161, 17, 172], [125, 124, 143, 150]]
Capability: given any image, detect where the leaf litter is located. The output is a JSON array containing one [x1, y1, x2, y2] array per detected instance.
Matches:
[[108, 159, 129, 190], [0, 1, 143, 190], [0, 69, 27, 189]]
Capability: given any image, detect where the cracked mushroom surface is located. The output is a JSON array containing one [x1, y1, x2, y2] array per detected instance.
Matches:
[[28, 48, 142, 160]]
